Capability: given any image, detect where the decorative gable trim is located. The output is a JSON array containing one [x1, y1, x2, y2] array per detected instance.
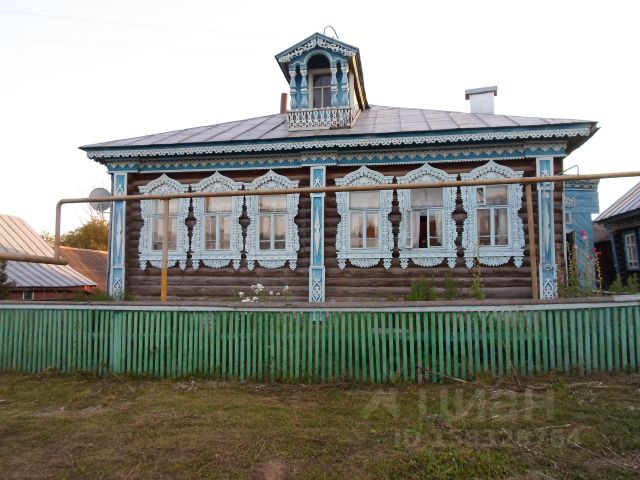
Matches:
[[138, 174, 190, 270], [460, 161, 525, 268], [397, 164, 458, 268], [190, 172, 244, 270], [244, 170, 300, 270], [335, 166, 394, 269], [276, 34, 357, 63]]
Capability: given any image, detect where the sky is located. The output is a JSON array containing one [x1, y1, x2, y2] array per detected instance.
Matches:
[[1, 0, 639, 235]]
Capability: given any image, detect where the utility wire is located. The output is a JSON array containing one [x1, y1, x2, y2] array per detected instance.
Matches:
[[0, 35, 234, 51], [0, 8, 280, 36]]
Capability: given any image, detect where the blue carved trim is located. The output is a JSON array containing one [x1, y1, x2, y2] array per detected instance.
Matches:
[[310, 166, 326, 302], [108, 173, 127, 299], [537, 157, 557, 299], [85, 124, 590, 160], [103, 143, 568, 173]]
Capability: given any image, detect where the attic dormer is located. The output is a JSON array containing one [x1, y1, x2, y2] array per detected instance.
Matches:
[[275, 33, 368, 131]]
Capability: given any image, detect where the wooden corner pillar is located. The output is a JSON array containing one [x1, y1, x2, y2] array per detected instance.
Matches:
[[108, 172, 128, 300], [309, 166, 326, 302], [536, 157, 557, 299]]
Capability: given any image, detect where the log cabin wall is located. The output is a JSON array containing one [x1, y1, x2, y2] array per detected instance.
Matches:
[[123, 156, 565, 302]]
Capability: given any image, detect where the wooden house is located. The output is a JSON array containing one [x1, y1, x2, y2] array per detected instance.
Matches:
[[80, 33, 599, 302]]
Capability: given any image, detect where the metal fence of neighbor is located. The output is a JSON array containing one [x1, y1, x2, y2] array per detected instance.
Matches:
[[1, 301, 638, 382]]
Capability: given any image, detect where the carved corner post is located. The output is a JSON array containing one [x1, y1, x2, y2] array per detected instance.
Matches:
[[309, 166, 326, 302], [288, 64, 298, 110], [108, 172, 128, 300], [536, 157, 557, 299]]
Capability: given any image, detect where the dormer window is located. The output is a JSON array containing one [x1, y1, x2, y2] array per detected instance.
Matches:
[[312, 73, 331, 108]]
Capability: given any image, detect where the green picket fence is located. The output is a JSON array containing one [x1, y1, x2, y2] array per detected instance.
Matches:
[[0, 303, 639, 382]]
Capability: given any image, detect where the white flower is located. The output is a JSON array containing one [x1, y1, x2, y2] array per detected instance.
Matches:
[[256, 283, 264, 292], [276, 292, 280, 296], [283, 286, 289, 292], [238, 292, 244, 297], [269, 291, 273, 296], [252, 296, 258, 301], [241, 298, 252, 303]]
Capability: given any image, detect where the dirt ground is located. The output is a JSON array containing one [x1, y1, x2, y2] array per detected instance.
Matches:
[[0, 372, 639, 479]]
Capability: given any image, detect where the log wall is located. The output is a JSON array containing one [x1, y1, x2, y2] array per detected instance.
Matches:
[[124, 157, 565, 302]]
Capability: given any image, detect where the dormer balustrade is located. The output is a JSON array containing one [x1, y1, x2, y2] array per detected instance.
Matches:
[[287, 105, 356, 130]]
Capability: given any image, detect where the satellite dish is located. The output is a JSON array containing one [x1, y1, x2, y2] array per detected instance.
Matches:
[[89, 187, 111, 213]]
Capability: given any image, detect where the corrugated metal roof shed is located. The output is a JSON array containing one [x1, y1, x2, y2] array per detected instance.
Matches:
[[81, 105, 592, 149], [0, 214, 96, 289], [59, 246, 107, 292], [595, 181, 640, 222]]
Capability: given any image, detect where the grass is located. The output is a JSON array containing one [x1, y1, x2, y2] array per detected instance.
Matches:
[[0, 373, 639, 479]]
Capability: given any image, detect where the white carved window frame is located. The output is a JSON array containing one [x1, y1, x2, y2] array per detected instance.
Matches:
[[245, 170, 300, 270], [461, 161, 525, 268], [397, 164, 458, 269], [190, 172, 244, 270], [335, 166, 394, 269], [138, 174, 190, 270]]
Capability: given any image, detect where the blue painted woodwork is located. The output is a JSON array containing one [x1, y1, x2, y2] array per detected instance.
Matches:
[[537, 157, 557, 298], [309, 166, 326, 302], [108, 173, 127, 299]]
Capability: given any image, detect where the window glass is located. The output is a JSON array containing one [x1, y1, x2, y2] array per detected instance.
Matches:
[[259, 216, 271, 250], [219, 216, 231, 250], [625, 233, 639, 269], [477, 209, 491, 246], [152, 217, 177, 250], [312, 74, 331, 108], [494, 208, 509, 245], [205, 196, 232, 212], [259, 195, 287, 212], [476, 187, 485, 205], [274, 215, 286, 250], [350, 211, 363, 248], [410, 188, 443, 208], [152, 199, 179, 214], [366, 212, 379, 248], [350, 191, 379, 209], [205, 216, 217, 250], [429, 211, 443, 247], [486, 185, 508, 205]]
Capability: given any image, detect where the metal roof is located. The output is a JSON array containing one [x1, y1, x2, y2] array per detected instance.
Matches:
[[595, 181, 640, 222], [80, 105, 594, 150], [0, 214, 96, 289], [59, 246, 107, 293]]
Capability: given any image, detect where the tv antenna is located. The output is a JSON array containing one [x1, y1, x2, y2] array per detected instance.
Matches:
[[323, 26, 339, 39]]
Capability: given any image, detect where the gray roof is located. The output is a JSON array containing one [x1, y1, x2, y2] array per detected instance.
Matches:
[[0, 214, 96, 289], [595, 181, 640, 222], [81, 105, 593, 150]]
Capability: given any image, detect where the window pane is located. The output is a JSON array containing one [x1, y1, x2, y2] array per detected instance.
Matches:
[[167, 219, 177, 250], [417, 213, 428, 248], [259, 216, 271, 250], [366, 212, 378, 248], [429, 210, 443, 247], [314, 74, 330, 87], [152, 199, 179, 214], [350, 191, 379, 209], [205, 216, 217, 250], [219, 215, 231, 250], [477, 209, 491, 246], [321, 86, 331, 107], [350, 211, 363, 248], [494, 208, 508, 245], [205, 196, 232, 212], [152, 218, 177, 250], [486, 186, 508, 205], [259, 195, 287, 212], [411, 188, 443, 208], [313, 88, 323, 108], [274, 215, 286, 250], [476, 187, 485, 205]]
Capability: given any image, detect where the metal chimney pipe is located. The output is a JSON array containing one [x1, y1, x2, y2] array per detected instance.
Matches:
[[280, 93, 288, 114], [465, 86, 498, 114]]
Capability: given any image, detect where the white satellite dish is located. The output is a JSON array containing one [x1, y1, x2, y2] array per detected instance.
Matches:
[[89, 187, 111, 213]]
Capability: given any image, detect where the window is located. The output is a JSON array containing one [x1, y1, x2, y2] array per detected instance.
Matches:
[[190, 172, 243, 270], [245, 171, 300, 270], [335, 166, 394, 269], [624, 232, 639, 270], [476, 185, 509, 246], [397, 164, 458, 268], [460, 161, 525, 268], [349, 191, 379, 249], [138, 174, 190, 270], [150, 199, 179, 250], [259, 195, 287, 250], [22, 291, 33, 301], [312, 73, 331, 108]]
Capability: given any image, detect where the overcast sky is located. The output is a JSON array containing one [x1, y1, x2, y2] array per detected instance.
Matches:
[[1, 0, 638, 234]]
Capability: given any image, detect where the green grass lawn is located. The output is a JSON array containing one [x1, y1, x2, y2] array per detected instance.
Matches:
[[0, 373, 638, 479]]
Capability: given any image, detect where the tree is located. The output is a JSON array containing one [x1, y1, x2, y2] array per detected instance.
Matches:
[[60, 217, 109, 251], [0, 261, 15, 300]]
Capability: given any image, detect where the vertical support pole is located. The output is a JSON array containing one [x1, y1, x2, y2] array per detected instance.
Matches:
[[161, 199, 169, 302], [309, 166, 326, 302], [108, 172, 128, 300], [536, 157, 557, 299], [299, 67, 309, 109], [288, 64, 298, 110], [330, 62, 338, 106], [340, 63, 349, 107], [526, 184, 539, 300]]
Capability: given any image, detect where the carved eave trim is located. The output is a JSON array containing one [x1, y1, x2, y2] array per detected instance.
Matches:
[[397, 164, 458, 269], [85, 126, 590, 160], [190, 172, 244, 270], [275, 33, 358, 64]]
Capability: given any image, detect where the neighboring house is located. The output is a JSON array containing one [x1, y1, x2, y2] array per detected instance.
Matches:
[[0, 214, 96, 300], [80, 32, 599, 302], [594, 181, 640, 283], [59, 246, 108, 293], [563, 179, 599, 286]]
